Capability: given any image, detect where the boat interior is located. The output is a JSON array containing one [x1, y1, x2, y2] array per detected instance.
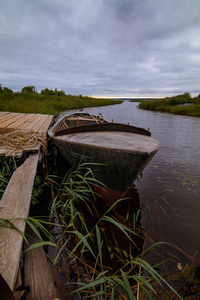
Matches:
[[54, 112, 107, 133]]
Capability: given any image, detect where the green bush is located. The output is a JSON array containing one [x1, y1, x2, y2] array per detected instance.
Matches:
[[139, 93, 200, 117]]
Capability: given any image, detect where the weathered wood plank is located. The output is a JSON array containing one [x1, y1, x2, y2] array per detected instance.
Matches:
[[31, 114, 49, 132], [24, 228, 60, 300], [0, 113, 25, 128], [0, 112, 17, 124], [0, 152, 40, 291], [4, 113, 26, 128], [6, 113, 34, 129], [0, 111, 10, 118], [17, 114, 37, 130], [37, 115, 54, 133], [5, 150, 24, 158], [24, 114, 45, 130]]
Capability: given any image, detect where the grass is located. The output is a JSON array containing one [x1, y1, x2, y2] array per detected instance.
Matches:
[[138, 93, 200, 117], [2, 159, 200, 298], [44, 162, 185, 299], [0, 85, 123, 117]]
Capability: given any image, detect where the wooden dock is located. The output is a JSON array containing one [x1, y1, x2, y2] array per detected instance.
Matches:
[[0, 112, 62, 299], [0, 112, 53, 133], [0, 112, 54, 157]]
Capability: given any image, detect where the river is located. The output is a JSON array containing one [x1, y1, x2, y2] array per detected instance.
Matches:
[[61, 100, 200, 266]]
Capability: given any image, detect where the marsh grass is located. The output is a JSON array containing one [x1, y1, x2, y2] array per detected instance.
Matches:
[[138, 93, 200, 117], [45, 162, 183, 299], [0, 89, 122, 117], [0, 159, 191, 299]]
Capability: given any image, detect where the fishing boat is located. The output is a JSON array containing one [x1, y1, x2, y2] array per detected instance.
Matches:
[[48, 112, 160, 207]]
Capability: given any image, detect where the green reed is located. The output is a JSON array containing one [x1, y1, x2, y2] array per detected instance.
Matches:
[[138, 93, 200, 117], [45, 162, 182, 299], [0, 158, 184, 299]]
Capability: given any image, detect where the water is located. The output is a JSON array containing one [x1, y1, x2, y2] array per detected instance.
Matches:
[[61, 101, 200, 263]]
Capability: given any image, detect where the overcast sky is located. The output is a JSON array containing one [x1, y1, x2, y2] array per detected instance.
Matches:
[[1, 0, 200, 97]]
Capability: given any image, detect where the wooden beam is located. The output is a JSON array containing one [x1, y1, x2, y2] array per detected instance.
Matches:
[[0, 152, 40, 291], [24, 228, 60, 300]]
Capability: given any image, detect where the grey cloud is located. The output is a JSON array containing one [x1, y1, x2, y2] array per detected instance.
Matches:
[[0, 0, 200, 96]]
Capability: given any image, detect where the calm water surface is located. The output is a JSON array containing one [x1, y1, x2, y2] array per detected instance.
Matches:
[[62, 101, 200, 263]]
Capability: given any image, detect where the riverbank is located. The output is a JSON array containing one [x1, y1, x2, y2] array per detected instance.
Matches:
[[138, 92, 200, 117], [0, 84, 122, 117]]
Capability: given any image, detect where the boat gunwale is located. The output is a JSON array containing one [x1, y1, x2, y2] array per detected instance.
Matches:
[[52, 122, 151, 137]]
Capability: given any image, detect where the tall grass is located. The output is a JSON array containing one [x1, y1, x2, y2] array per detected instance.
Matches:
[[45, 162, 183, 299], [0, 87, 122, 117], [1, 159, 195, 298], [138, 93, 200, 117]]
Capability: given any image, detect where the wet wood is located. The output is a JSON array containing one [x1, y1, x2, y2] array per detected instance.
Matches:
[[24, 228, 59, 300], [0, 152, 39, 291]]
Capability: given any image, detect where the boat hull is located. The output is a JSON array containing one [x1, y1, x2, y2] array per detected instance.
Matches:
[[52, 134, 159, 193], [49, 122, 160, 206]]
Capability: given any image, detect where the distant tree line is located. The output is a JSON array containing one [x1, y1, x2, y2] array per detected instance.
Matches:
[[0, 84, 13, 94], [0, 84, 66, 96]]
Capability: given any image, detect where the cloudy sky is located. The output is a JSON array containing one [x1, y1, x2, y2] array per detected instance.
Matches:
[[1, 0, 200, 97]]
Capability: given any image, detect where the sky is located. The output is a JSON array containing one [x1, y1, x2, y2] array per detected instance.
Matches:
[[1, 0, 200, 98]]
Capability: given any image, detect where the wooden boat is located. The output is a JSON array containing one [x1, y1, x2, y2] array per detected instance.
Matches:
[[53, 111, 108, 130], [48, 112, 160, 207]]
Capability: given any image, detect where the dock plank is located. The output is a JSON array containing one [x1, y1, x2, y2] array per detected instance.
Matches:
[[31, 115, 49, 132], [24, 114, 46, 130], [17, 114, 37, 130], [0, 112, 17, 124], [24, 228, 59, 300], [0, 112, 10, 118], [0, 152, 40, 291], [37, 115, 54, 133], [6, 113, 35, 129], [0, 113, 25, 128]]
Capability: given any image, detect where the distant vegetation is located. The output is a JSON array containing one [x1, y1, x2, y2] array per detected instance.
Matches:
[[138, 92, 200, 117], [129, 98, 157, 102], [0, 84, 123, 117]]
